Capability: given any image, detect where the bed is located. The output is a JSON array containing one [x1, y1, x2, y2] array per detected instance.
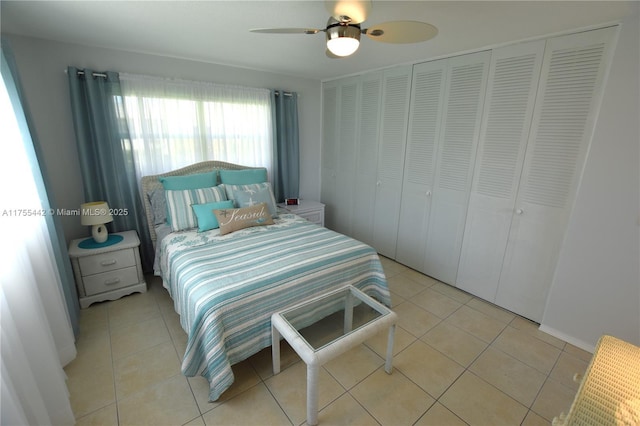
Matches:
[[141, 161, 391, 401]]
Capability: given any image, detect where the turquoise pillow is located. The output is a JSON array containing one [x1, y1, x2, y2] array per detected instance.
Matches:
[[191, 200, 234, 232], [219, 168, 267, 185], [160, 171, 217, 190]]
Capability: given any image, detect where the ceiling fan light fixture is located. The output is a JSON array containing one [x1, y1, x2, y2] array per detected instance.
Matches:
[[326, 24, 361, 57]]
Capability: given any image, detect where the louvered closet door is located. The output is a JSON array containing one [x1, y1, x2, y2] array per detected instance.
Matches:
[[496, 27, 617, 321], [352, 72, 383, 247], [396, 60, 447, 270], [457, 41, 545, 302], [372, 66, 413, 258], [423, 51, 491, 284], [321, 81, 339, 230], [332, 77, 360, 236]]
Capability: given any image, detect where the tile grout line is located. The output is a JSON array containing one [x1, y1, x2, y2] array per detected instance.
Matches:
[[153, 288, 209, 425], [105, 302, 121, 426], [78, 271, 579, 425], [393, 276, 550, 425]]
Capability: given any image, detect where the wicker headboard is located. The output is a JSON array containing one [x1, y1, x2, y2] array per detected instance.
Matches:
[[140, 161, 253, 247]]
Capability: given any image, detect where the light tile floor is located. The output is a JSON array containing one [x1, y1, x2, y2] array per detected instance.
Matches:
[[66, 257, 590, 425]]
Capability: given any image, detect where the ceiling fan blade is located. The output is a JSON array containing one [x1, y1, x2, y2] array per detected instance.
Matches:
[[250, 28, 321, 35], [325, 0, 372, 24], [364, 20, 438, 44]]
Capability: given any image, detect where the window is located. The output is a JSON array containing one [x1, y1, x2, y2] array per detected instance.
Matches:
[[118, 73, 273, 179]]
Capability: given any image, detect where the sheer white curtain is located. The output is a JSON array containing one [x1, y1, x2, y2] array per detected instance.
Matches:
[[1, 64, 76, 425], [119, 73, 273, 178]]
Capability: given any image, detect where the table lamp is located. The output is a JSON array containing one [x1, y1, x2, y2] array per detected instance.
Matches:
[[81, 201, 113, 244]]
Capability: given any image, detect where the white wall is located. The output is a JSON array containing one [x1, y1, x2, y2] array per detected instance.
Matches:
[[4, 35, 322, 242], [541, 11, 640, 352]]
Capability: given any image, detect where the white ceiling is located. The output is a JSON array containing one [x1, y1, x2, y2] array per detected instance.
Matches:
[[1, 1, 636, 80]]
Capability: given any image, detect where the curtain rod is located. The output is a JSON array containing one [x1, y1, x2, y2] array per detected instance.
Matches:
[[66, 70, 295, 97], [63, 69, 108, 78], [76, 70, 107, 78]]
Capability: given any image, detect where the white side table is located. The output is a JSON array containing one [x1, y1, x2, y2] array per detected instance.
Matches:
[[271, 285, 397, 425], [69, 230, 146, 308], [278, 200, 325, 226]]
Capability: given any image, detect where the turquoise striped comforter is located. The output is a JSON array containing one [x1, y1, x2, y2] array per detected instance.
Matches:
[[159, 213, 390, 401]]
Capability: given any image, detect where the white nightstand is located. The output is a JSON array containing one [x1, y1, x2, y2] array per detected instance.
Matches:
[[68, 230, 146, 308], [278, 200, 325, 227]]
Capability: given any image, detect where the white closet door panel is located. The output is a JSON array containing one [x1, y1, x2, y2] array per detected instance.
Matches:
[[519, 29, 616, 211], [404, 62, 447, 189], [353, 73, 382, 246], [376, 67, 412, 183], [373, 182, 404, 257], [396, 192, 431, 269], [434, 53, 490, 194], [321, 82, 339, 229], [497, 27, 617, 321], [337, 80, 358, 171], [396, 60, 447, 270], [333, 171, 354, 234], [320, 172, 337, 228], [321, 83, 338, 172], [424, 51, 491, 284], [456, 197, 514, 300], [496, 204, 565, 321], [352, 177, 377, 245], [457, 41, 545, 299], [373, 66, 412, 258], [424, 190, 472, 284], [333, 79, 359, 235], [355, 74, 383, 177]]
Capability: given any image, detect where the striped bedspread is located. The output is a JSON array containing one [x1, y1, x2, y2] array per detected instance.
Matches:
[[159, 213, 390, 401]]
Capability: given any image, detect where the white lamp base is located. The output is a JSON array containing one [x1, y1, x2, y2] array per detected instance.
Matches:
[[91, 224, 109, 243]]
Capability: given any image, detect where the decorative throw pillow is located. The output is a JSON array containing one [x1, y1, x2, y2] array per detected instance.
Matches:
[[191, 200, 234, 232], [224, 182, 278, 217], [165, 186, 227, 232], [147, 189, 167, 225], [219, 168, 267, 185], [158, 171, 218, 226], [213, 203, 274, 236], [232, 187, 279, 218], [160, 171, 217, 190]]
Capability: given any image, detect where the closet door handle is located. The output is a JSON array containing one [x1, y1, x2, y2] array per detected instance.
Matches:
[[376, 181, 382, 187], [426, 191, 432, 197], [515, 208, 524, 215]]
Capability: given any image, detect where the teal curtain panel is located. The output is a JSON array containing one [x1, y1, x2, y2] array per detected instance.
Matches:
[[271, 90, 300, 202], [67, 67, 153, 271]]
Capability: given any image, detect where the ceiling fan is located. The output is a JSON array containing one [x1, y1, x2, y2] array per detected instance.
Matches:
[[250, 0, 438, 58]]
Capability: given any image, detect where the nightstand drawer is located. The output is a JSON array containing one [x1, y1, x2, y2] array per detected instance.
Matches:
[[78, 248, 136, 275], [300, 211, 323, 225], [83, 266, 140, 296]]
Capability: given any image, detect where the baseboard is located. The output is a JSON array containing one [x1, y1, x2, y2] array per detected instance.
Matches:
[[538, 324, 596, 354]]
